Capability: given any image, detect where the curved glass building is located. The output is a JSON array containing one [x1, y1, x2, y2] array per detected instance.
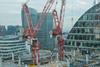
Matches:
[[0, 35, 27, 60], [66, 3, 100, 47]]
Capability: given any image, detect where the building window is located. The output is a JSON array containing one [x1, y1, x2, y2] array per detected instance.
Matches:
[[83, 15, 88, 20]]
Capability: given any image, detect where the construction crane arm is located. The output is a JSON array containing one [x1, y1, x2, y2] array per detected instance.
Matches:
[[22, 0, 56, 65], [60, 0, 66, 29], [23, 0, 56, 38], [22, 4, 35, 38], [51, 0, 66, 61], [34, 0, 56, 32], [52, 9, 61, 36], [52, 0, 66, 36]]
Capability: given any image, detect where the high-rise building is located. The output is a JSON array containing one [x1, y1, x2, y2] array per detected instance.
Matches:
[[0, 25, 6, 36], [21, 8, 55, 50], [0, 25, 22, 36], [66, 3, 100, 47], [37, 13, 55, 49], [6, 25, 21, 35], [21, 8, 38, 29]]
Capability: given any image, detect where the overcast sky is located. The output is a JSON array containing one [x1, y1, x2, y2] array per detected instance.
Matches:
[[0, 0, 99, 31]]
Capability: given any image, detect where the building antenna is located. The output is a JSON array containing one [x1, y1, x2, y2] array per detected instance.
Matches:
[[71, 1, 74, 26], [71, 17, 74, 26]]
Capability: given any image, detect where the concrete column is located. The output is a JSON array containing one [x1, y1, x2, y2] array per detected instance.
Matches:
[[19, 31, 23, 40], [12, 53, 14, 62], [25, 40, 31, 53], [56, 53, 59, 67], [71, 49, 76, 61], [73, 50, 76, 57], [74, 42, 76, 47], [73, 36, 75, 39], [36, 52, 40, 67], [66, 59, 70, 67], [71, 41, 73, 46], [72, 49, 76, 62], [18, 56, 21, 67], [80, 42, 83, 47], [56, 53, 59, 62], [77, 48, 80, 53], [0, 57, 2, 67], [19, 27, 25, 40], [86, 54, 89, 64]]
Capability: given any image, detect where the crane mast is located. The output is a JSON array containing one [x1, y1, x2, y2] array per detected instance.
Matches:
[[22, 0, 55, 65], [52, 9, 61, 36], [52, 0, 66, 60], [59, 0, 66, 60]]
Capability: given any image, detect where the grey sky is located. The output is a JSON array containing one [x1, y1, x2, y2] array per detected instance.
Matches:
[[0, 0, 99, 31]]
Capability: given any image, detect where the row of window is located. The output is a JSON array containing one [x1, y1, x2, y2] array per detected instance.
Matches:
[[0, 50, 26, 58], [0, 41, 24, 44], [0, 44, 25, 48], [0, 48, 26, 53], [82, 14, 100, 20], [67, 35, 95, 40], [68, 35, 100, 40], [75, 21, 100, 27], [71, 28, 94, 33], [0, 46, 25, 50], [66, 41, 100, 47]]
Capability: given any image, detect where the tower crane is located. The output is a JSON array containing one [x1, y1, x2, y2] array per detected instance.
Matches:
[[22, 0, 55, 65], [52, 0, 66, 60]]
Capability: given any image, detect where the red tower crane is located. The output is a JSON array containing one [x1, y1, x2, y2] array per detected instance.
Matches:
[[52, 0, 66, 60], [22, 0, 55, 65]]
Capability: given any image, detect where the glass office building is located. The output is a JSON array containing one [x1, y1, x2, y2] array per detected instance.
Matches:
[[66, 3, 100, 47], [6, 25, 21, 35], [22, 8, 55, 50], [0, 25, 6, 36], [21, 8, 38, 29]]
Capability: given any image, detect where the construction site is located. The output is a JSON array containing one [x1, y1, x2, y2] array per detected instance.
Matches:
[[0, 0, 100, 67]]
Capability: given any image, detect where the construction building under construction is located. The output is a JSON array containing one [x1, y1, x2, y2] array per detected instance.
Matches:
[[64, 2, 100, 67], [0, 0, 100, 67], [66, 2, 100, 47]]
